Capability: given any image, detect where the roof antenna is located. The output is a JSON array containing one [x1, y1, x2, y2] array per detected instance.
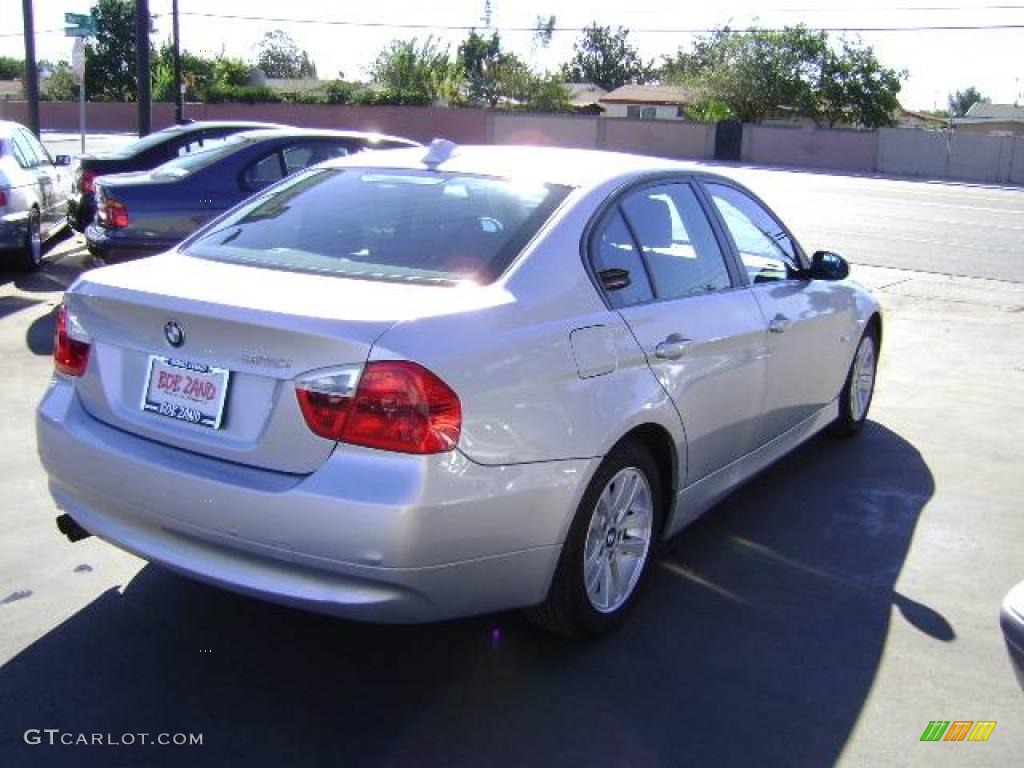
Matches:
[[423, 138, 457, 170]]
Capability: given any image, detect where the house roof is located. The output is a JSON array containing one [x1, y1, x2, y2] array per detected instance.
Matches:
[[599, 84, 696, 106], [565, 82, 607, 108], [964, 102, 1024, 120]]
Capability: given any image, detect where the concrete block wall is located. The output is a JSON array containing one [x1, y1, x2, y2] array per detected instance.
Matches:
[[2, 99, 1020, 185]]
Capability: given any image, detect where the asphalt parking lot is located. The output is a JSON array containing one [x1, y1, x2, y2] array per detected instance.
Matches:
[[0, 135, 1022, 766]]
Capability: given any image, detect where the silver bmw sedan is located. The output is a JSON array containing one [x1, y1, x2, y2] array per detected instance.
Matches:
[[37, 142, 881, 637]]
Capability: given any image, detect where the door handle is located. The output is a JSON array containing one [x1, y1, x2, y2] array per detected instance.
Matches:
[[654, 333, 693, 360], [769, 314, 792, 334]]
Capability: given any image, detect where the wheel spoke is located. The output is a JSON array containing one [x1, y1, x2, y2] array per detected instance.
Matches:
[[618, 534, 648, 558], [599, 559, 614, 609]]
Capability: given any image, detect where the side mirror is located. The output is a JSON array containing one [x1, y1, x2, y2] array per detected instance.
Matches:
[[808, 250, 850, 281], [55, 154, 72, 166]]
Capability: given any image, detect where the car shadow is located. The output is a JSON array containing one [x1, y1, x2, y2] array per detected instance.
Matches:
[[0, 422, 936, 767]]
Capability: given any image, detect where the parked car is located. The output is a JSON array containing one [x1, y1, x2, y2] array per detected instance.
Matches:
[[85, 128, 420, 262], [38, 143, 882, 637], [1001, 580, 1024, 688], [68, 120, 286, 231], [0, 120, 72, 271]]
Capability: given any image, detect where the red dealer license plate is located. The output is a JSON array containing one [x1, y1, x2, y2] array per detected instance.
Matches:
[[141, 356, 230, 429]]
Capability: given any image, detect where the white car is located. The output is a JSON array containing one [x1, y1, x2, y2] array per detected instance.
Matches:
[[0, 121, 72, 270], [37, 143, 881, 637]]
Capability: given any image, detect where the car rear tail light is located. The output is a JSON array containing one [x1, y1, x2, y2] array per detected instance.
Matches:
[[0, 188, 7, 208], [54, 305, 92, 377], [295, 361, 461, 454], [80, 169, 97, 194], [101, 198, 129, 228]]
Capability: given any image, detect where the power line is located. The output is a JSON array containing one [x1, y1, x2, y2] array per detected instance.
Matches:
[[172, 11, 1024, 34]]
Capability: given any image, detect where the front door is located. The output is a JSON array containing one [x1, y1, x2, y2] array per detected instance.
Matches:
[[702, 181, 854, 445]]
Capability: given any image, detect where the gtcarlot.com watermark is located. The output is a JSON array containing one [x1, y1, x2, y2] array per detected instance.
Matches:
[[25, 729, 202, 747]]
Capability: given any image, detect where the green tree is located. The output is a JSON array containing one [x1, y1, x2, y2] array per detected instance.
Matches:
[[256, 30, 316, 79], [561, 24, 652, 91], [369, 38, 463, 105], [152, 44, 216, 102], [691, 27, 828, 123], [948, 86, 989, 117], [815, 40, 904, 128], [84, 0, 139, 101], [666, 26, 905, 127], [458, 30, 505, 106], [0, 55, 24, 80], [42, 61, 79, 101]]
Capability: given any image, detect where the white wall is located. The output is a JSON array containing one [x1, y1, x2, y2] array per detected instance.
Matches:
[[601, 103, 684, 121]]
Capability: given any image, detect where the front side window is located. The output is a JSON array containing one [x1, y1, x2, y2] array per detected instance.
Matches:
[[619, 183, 732, 300], [184, 169, 571, 284], [705, 183, 800, 283]]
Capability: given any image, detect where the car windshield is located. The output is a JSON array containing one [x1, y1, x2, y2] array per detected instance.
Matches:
[[183, 168, 572, 284]]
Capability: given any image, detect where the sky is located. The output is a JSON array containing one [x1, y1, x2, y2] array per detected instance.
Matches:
[[2, 0, 1022, 110]]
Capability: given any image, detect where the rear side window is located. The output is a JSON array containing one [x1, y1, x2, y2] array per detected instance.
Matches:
[[620, 183, 732, 300], [184, 169, 571, 284], [591, 210, 654, 308], [242, 152, 286, 191]]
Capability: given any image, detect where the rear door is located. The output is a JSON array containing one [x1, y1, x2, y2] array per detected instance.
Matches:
[[591, 179, 770, 484], [13, 129, 63, 233], [702, 181, 854, 444]]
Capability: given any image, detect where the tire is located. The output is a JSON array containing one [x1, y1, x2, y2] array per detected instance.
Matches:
[[830, 325, 879, 436], [524, 441, 665, 638], [16, 209, 44, 272]]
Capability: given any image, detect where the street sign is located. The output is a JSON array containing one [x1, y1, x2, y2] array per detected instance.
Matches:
[[71, 38, 85, 84], [64, 12, 95, 38]]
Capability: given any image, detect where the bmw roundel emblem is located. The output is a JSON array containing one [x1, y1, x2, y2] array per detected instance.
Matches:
[[164, 320, 185, 348]]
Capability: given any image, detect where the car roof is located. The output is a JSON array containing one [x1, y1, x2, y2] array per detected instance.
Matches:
[[324, 143, 715, 188], [226, 127, 420, 147]]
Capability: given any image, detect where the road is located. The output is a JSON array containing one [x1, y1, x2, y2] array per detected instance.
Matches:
[[0, 137, 1022, 767]]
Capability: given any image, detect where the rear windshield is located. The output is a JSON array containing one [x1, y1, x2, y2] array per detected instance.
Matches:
[[149, 139, 245, 179], [108, 125, 190, 158], [183, 169, 572, 284]]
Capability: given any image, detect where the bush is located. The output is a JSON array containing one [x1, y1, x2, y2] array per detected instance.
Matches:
[[203, 84, 281, 104]]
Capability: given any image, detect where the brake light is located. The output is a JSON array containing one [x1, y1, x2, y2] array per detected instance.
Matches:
[[54, 305, 92, 377], [80, 169, 97, 194], [295, 361, 461, 454], [0, 188, 7, 207], [102, 198, 129, 228]]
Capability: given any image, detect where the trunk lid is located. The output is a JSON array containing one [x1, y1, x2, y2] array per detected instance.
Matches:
[[65, 252, 450, 474]]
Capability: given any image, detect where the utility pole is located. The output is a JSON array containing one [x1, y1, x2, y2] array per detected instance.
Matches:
[[21, 0, 40, 137], [172, 0, 183, 123], [135, 0, 152, 136]]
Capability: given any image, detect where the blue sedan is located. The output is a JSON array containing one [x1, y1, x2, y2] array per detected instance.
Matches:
[[85, 128, 418, 261]]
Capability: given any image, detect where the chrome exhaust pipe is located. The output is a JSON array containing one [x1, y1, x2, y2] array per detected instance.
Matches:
[[56, 514, 91, 543]]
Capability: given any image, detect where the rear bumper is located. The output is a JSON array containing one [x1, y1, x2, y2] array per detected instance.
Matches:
[[84, 223, 174, 261], [37, 378, 594, 623], [68, 192, 94, 231], [0, 211, 29, 250]]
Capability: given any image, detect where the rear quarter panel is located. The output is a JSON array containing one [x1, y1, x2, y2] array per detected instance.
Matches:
[[369, 184, 687, 468]]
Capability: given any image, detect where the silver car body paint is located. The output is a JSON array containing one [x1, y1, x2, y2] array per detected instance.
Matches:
[[37, 145, 881, 622]]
